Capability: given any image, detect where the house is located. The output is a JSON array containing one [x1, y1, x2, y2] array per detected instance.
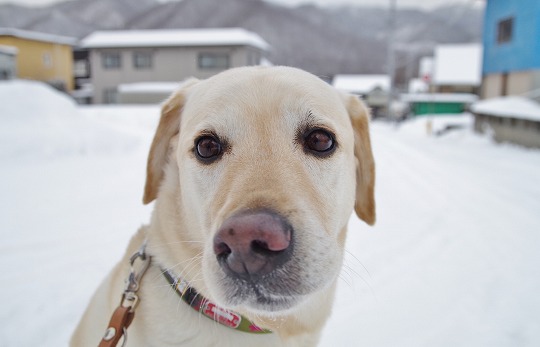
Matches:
[[432, 43, 483, 94], [0, 45, 17, 80], [72, 47, 92, 104], [0, 28, 76, 91], [332, 74, 390, 118], [471, 96, 540, 148], [80, 28, 270, 104], [482, 0, 540, 101]]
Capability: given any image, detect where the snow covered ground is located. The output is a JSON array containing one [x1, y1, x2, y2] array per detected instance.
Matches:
[[1, 80, 540, 346]]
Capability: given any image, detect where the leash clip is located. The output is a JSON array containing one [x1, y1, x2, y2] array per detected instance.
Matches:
[[122, 244, 150, 311], [100, 242, 151, 347]]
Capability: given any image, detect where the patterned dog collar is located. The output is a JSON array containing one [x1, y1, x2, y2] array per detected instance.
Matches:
[[162, 269, 272, 334]]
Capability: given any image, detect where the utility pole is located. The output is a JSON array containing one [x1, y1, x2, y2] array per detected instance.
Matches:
[[386, 0, 396, 119]]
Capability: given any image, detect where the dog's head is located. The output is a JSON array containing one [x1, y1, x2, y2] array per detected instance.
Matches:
[[144, 66, 375, 316]]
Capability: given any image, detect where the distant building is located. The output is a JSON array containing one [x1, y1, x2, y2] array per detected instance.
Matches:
[[401, 93, 478, 116], [81, 28, 270, 104], [472, 96, 540, 148], [0, 28, 76, 91], [332, 74, 390, 118], [482, 0, 540, 101], [432, 44, 483, 94], [0, 45, 17, 80]]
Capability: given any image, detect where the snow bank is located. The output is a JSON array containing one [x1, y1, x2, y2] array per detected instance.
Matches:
[[0, 80, 140, 160]]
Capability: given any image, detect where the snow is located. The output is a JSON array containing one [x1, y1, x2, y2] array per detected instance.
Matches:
[[408, 78, 429, 93], [433, 44, 483, 86], [81, 28, 270, 51], [0, 80, 140, 160], [0, 28, 77, 46], [332, 74, 390, 94], [471, 96, 540, 122], [2, 80, 540, 347]]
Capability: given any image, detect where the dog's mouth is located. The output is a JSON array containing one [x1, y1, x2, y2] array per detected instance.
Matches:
[[222, 274, 307, 313]]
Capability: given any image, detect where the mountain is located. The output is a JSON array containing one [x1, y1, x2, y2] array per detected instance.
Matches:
[[0, 0, 483, 80]]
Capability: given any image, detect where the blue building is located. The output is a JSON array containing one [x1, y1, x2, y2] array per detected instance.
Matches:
[[482, 0, 540, 100]]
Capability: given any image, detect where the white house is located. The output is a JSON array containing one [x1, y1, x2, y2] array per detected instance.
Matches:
[[432, 43, 483, 94], [332, 74, 390, 117], [81, 28, 270, 104]]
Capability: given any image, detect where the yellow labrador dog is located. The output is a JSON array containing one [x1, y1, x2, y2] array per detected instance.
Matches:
[[71, 66, 375, 347]]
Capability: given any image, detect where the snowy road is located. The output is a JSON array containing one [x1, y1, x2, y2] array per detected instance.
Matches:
[[1, 81, 540, 346], [322, 120, 540, 346]]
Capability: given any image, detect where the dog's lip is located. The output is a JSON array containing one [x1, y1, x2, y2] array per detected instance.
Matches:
[[247, 293, 298, 312], [226, 284, 302, 313]]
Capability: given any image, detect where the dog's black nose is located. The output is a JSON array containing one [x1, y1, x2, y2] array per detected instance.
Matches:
[[213, 210, 293, 279]]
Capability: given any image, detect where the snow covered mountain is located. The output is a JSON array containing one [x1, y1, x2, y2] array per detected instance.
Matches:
[[0, 0, 482, 77]]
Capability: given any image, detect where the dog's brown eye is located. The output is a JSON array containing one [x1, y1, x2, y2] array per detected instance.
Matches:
[[196, 136, 222, 161], [305, 129, 335, 154]]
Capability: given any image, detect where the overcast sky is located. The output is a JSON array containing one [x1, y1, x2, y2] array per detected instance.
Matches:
[[0, 0, 483, 10]]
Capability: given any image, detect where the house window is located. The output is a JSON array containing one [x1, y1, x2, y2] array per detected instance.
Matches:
[[103, 88, 118, 104], [42, 52, 52, 68], [102, 52, 121, 69], [247, 51, 260, 66], [198, 53, 230, 69], [133, 52, 153, 69], [497, 17, 514, 44]]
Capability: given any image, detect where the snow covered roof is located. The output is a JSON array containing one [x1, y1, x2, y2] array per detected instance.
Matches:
[[0, 28, 77, 46], [471, 96, 540, 122], [433, 44, 482, 86], [332, 74, 390, 94], [81, 28, 270, 51], [401, 93, 478, 103], [118, 82, 180, 94]]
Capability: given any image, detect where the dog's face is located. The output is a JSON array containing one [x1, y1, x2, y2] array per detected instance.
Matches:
[[144, 66, 375, 316]]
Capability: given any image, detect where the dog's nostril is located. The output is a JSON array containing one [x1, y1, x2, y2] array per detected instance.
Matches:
[[214, 242, 232, 258], [251, 240, 272, 255]]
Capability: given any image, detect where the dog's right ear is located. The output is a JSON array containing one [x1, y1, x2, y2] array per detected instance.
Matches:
[[143, 79, 199, 204]]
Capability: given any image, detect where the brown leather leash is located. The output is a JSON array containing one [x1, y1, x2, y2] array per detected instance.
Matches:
[[99, 244, 151, 347]]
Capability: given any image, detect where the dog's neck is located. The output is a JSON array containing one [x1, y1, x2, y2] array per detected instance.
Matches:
[[162, 268, 272, 334]]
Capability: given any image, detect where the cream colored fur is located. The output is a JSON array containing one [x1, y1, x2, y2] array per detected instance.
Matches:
[[71, 66, 375, 347]]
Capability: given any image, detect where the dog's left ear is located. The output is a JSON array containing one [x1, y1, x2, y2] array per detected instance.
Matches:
[[143, 79, 199, 204], [345, 95, 376, 225]]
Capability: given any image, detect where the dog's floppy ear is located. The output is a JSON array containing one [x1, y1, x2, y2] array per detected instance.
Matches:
[[143, 79, 199, 204], [346, 95, 376, 225]]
